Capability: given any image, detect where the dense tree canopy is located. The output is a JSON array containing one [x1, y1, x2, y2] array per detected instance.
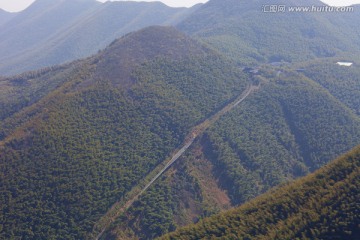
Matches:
[[161, 145, 360, 240]]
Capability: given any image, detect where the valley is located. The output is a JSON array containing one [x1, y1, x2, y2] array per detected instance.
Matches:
[[161, 145, 360, 239]]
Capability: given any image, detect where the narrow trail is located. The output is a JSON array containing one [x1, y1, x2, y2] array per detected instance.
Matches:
[[93, 84, 259, 240]]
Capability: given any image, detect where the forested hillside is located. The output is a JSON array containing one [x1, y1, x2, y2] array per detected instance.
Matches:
[[0, 63, 81, 128], [0, 26, 248, 240], [178, 0, 360, 64], [297, 60, 360, 115], [161, 145, 360, 239], [328, 4, 360, 47], [103, 65, 360, 240], [100, 2, 360, 236], [200, 67, 360, 200], [1, 1, 360, 239], [0, 0, 199, 75]]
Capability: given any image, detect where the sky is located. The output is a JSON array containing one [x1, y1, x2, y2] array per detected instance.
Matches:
[[0, 0, 360, 13]]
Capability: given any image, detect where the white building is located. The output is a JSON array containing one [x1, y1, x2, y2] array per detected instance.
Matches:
[[337, 62, 353, 67]]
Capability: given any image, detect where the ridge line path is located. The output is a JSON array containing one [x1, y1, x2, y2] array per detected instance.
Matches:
[[94, 84, 259, 240]]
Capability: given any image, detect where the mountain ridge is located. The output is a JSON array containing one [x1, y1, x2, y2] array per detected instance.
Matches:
[[101, 65, 360, 239], [161, 145, 360, 239], [90, 25, 215, 87], [0, 0, 200, 75], [177, 0, 360, 64], [0, 26, 249, 239], [1, 0, 360, 239]]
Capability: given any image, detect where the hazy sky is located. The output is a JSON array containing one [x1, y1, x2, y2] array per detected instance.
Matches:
[[1, 0, 360, 12]]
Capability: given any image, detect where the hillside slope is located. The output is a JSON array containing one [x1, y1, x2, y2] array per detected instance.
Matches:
[[0, 9, 15, 26], [1, 1, 360, 238], [198, 67, 360, 202], [0, 26, 248, 240], [102, 66, 360, 240], [178, 0, 360, 64], [161, 145, 360, 239], [0, 0, 100, 72], [0, 0, 199, 75], [296, 59, 360, 116]]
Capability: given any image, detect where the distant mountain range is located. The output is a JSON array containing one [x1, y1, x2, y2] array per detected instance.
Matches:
[[1, 0, 359, 75], [0, 9, 16, 26], [0, 0, 200, 75], [179, 0, 360, 64]]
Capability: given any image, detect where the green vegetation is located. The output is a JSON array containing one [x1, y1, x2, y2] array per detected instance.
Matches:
[[298, 60, 360, 115], [200, 67, 360, 206], [161, 145, 360, 239], [0, 26, 247, 239], [100, 67, 360, 240], [0, 64, 78, 124], [103, 168, 198, 240], [1, 1, 360, 239], [178, 0, 360, 64], [102, 144, 224, 240]]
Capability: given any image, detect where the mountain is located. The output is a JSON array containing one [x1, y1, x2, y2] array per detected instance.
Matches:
[[1, 1, 360, 239], [102, 2, 360, 237], [0, 26, 249, 240], [0, 9, 15, 26], [328, 4, 360, 48], [161, 145, 360, 239], [0, 0, 200, 75], [0, 0, 100, 69], [102, 64, 360, 240], [193, 66, 360, 202], [296, 59, 360, 116], [177, 0, 360, 64]]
